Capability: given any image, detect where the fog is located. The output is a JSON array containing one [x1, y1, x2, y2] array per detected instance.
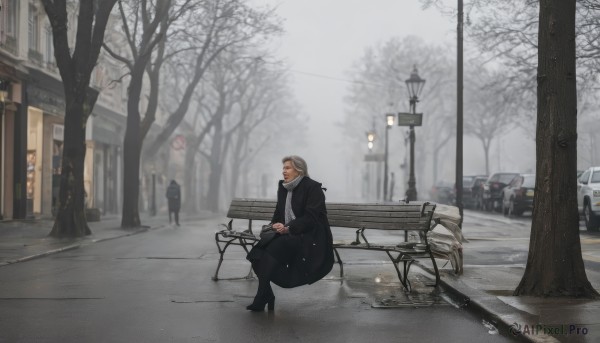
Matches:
[[251, 0, 457, 201]]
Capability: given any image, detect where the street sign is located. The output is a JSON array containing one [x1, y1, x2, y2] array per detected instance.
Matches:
[[171, 134, 186, 150], [364, 153, 385, 162], [397, 112, 423, 126]]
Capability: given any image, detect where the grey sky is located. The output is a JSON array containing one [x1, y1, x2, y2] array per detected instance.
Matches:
[[254, 1, 457, 200]]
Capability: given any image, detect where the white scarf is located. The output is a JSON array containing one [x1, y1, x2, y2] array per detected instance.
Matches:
[[282, 176, 304, 225]]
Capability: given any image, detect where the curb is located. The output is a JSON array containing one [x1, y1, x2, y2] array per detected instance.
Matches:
[[414, 261, 559, 343], [0, 223, 167, 267], [434, 269, 560, 343], [0, 244, 81, 267]]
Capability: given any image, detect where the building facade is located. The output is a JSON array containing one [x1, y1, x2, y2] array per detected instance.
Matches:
[[0, 1, 127, 219]]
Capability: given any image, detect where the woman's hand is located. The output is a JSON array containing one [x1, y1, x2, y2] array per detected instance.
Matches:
[[272, 222, 289, 234]]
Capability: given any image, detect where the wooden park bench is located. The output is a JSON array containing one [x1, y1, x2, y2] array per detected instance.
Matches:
[[213, 198, 445, 292]]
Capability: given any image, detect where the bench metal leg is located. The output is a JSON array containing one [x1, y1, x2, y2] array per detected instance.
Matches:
[[429, 252, 440, 287], [386, 251, 411, 292], [212, 232, 231, 281], [212, 232, 256, 281], [238, 238, 255, 280], [333, 248, 344, 278], [403, 260, 414, 292]]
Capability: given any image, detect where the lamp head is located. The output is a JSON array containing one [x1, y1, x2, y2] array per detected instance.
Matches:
[[386, 113, 395, 127], [405, 65, 426, 99], [366, 130, 375, 142]]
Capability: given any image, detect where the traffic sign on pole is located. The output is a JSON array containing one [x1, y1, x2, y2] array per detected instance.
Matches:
[[397, 112, 423, 126], [364, 153, 385, 162]]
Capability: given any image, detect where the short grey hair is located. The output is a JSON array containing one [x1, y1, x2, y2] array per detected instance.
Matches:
[[282, 155, 309, 177]]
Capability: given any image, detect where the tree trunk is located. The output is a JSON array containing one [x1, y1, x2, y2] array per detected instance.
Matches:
[[121, 126, 142, 228], [229, 130, 247, 200], [121, 64, 146, 228], [183, 138, 198, 213], [206, 120, 224, 212], [50, 90, 96, 237], [42, 0, 118, 237], [183, 119, 215, 213], [514, 0, 597, 297]]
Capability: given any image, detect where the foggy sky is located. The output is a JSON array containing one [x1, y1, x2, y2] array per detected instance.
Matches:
[[252, 0, 459, 200], [252, 0, 538, 201]]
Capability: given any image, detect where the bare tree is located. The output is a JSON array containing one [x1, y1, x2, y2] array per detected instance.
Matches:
[[343, 36, 456, 192], [468, 0, 600, 130], [42, 0, 118, 237], [104, 0, 280, 226], [142, 1, 281, 162], [102, 0, 176, 227], [224, 60, 292, 201], [463, 68, 517, 175], [196, 53, 250, 212], [514, 0, 597, 298]]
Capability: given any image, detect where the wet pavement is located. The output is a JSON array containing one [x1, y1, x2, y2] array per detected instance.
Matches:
[[0, 210, 599, 342], [0, 215, 512, 343]]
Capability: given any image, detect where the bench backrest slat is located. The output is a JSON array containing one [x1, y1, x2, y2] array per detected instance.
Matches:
[[226, 198, 435, 231]]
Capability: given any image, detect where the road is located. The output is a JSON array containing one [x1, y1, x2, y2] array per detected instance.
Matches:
[[461, 208, 600, 270], [0, 217, 515, 343]]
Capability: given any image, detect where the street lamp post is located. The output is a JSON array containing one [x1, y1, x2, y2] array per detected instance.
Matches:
[[405, 66, 426, 202], [456, 0, 465, 224], [366, 130, 375, 200], [383, 113, 394, 202]]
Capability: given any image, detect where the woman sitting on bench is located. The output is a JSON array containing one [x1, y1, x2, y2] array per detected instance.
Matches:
[[245, 155, 334, 312]]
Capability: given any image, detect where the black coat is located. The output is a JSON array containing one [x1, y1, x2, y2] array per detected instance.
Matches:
[[166, 182, 181, 211], [271, 177, 334, 285]]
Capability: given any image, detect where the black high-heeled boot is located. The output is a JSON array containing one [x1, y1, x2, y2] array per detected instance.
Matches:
[[247, 278, 275, 311], [247, 256, 277, 311], [246, 294, 275, 311]]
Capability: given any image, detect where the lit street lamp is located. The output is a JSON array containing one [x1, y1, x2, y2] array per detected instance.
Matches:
[[383, 113, 394, 202], [405, 65, 426, 201], [367, 130, 375, 151]]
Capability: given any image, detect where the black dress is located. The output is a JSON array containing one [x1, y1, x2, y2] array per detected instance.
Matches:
[[247, 177, 334, 288]]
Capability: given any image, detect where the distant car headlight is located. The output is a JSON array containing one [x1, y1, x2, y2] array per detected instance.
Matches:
[[526, 190, 534, 197], [594, 190, 600, 198]]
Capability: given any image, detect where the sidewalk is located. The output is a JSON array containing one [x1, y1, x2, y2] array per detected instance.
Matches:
[[438, 267, 600, 342], [0, 211, 214, 267]]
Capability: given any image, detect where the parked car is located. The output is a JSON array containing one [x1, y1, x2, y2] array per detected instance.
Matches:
[[578, 166, 600, 231], [501, 173, 535, 216], [430, 181, 455, 205], [482, 172, 520, 212], [463, 175, 488, 209]]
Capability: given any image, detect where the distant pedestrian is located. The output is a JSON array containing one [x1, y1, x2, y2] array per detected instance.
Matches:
[[166, 180, 181, 226]]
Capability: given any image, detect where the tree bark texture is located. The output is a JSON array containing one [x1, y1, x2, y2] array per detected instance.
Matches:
[[120, 63, 146, 228], [43, 0, 118, 237], [49, 91, 96, 237], [514, 0, 598, 297]]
